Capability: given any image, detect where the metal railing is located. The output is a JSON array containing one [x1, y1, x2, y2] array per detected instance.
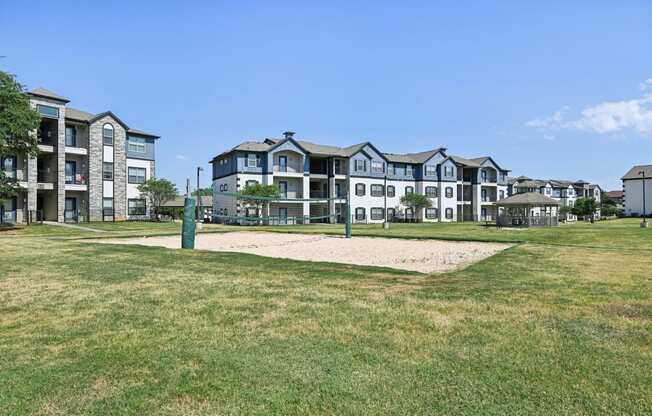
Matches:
[[497, 215, 559, 227]]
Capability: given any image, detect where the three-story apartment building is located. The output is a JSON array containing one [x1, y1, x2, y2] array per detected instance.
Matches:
[[0, 88, 159, 224], [508, 176, 602, 220], [210, 132, 510, 223]]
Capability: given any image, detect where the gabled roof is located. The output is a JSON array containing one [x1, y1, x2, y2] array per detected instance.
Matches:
[[384, 148, 446, 164], [65, 107, 94, 122], [621, 165, 652, 180], [446, 155, 482, 167], [606, 190, 624, 198], [29, 87, 70, 103], [469, 156, 510, 172], [495, 192, 560, 206], [515, 179, 549, 188]]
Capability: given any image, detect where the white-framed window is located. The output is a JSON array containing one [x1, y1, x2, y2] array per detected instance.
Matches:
[[355, 183, 365, 196], [371, 160, 384, 173], [128, 167, 146, 184], [371, 184, 384, 197], [425, 186, 438, 198], [499, 190, 505, 200], [444, 166, 454, 177], [425, 165, 437, 176], [405, 186, 414, 195], [405, 207, 414, 218], [128, 136, 147, 153], [103, 124, 114, 146], [387, 164, 395, 175], [445, 187, 453, 198], [406, 165, 413, 176], [426, 208, 438, 219], [128, 199, 146, 216], [355, 159, 366, 172], [355, 207, 365, 220], [247, 154, 258, 168], [370, 208, 384, 220], [246, 180, 258, 188], [387, 208, 396, 220], [386, 185, 395, 197], [445, 208, 453, 219], [102, 162, 113, 180], [37, 104, 59, 118], [102, 197, 113, 217]]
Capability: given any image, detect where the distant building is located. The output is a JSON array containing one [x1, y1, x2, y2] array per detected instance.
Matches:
[[508, 176, 602, 221], [621, 165, 652, 217], [605, 190, 624, 209]]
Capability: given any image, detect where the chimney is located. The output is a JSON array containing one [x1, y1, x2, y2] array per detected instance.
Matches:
[[283, 131, 295, 140]]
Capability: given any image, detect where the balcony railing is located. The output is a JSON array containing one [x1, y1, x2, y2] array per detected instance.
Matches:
[[65, 175, 87, 185], [309, 191, 328, 198]]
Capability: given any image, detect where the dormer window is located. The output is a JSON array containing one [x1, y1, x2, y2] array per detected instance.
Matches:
[[355, 159, 366, 171], [247, 154, 259, 168]]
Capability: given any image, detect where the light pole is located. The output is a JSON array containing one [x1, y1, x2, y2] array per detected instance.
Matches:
[[196, 166, 204, 222], [640, 170, 648, 228]]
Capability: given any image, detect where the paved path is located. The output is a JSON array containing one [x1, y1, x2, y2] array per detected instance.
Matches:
[[43, 221, 106, 233]]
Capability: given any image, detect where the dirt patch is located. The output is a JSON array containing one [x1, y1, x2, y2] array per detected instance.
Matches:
[[92, 232, 511, 273]]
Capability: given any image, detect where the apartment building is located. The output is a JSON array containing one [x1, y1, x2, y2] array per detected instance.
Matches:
[[210, 132, 510, 223], [508, 176, 602, 220], [0, 88, 158, 224], [621, 165, 652, 217]]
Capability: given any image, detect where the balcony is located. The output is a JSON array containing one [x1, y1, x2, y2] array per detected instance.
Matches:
[[65, 175, 88, 191], [65, 146, 88, 156]]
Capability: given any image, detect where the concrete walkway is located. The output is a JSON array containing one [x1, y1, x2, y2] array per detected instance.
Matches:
[[43, 221, 107, 233]]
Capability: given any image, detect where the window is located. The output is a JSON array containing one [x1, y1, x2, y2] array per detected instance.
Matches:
[[371, 208, 384, 220], [426, 208, 438, 219], [355, 183, 365, 196], [445, 187, 453, 198], [37, 104, 59, 118], [386, 185, 395, 197], [387, 208, 396, 220], [355, 207, 365, 220], [499, 190, 505, 200], [128, 136, 146, 153], [278, 181, 288, 198], [445, 208, 453, 219], [103, 124, 114, 145], [103, 162, 113, 180], [425, 186, 438, 198], [405, 186, 414, 195], [405, 207, 414, 219], [481, 170, 487, 182], [103, 198, 113, 217], [246, 180, 258, 188], [1, 156, 16, 178], [247, 154, 258, 168], [371, 160, 384, 173], [128, 199, 147, 216], [387, 164, 395, 175], [371, 184, 384, 197], [65, 161, 76, 184], [444, 166, 454, 177], [481, 189, 487, 202], [355, 159, 366, 172], [65, 126, 76, 147], [128, 167, 146, 184], [406, 165, 413, 176], [425, 165, 437, 176]]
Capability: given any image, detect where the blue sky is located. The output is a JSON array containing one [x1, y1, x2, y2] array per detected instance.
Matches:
[[1, 1, 651, 190]]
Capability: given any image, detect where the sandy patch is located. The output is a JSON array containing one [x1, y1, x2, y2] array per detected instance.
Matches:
[[93, 232, 511, 273]]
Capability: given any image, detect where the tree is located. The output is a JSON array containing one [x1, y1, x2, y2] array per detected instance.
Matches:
[[192, 187, 212, 197], [240, 183, 280, 224], [137, 178, 177, 220], [0, 71, 41, 199], [571, 197, 597, 219], [400, 193, 432, 222]]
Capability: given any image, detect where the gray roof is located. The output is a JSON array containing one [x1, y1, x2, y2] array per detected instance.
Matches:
[[162, 196, 213, 208], [384, 148, 445, 164], [621, 165, 652, 180], [29, 87, 70, 103], [495, 192, 560, 206], [515, 179, 549, 188], [448, 155, 482, 167], [65, 107, 94, 121]]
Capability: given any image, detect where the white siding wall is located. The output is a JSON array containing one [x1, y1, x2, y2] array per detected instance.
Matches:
[[624, 179, 652, 216], [126, 158, 153, 219]]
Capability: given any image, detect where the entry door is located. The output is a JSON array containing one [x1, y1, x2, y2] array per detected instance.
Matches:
[[279, 207, 288, 225], [279, 156, 288, 172], [279, 181, 288, 199], [65, 197, 77, 222], [481, 207, 487, 220], [335, 183, 341, 198], [65, 161, 76, 184]]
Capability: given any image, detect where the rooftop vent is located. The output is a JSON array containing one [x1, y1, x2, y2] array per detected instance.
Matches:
[[283, 131, 295, 140]]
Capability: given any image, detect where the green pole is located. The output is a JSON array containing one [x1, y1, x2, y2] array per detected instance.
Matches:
[[345, 200, 352, 238], [182, 197, 196, 249]]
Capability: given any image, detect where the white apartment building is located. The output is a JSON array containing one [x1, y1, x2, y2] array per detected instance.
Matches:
[[0, 88, 158, 224], [621, 165, 652, 217], [508, 176, 602, 220], [210, 132, 510, 224]]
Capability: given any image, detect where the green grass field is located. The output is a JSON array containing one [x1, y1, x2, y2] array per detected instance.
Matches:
[[1, 219, 650, 415]]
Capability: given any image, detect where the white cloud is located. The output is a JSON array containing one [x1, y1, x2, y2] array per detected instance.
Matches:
[[639, 78, 652, 91], [176, 154, 187, 161], [526, 79, 652, 137], [543, 133, 555, 141]]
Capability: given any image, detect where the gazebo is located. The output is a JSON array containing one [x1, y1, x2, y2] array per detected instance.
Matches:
[[494, 192, 560, 227]]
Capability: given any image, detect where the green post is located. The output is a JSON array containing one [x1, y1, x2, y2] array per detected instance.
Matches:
[[345, 201, 352, 238], [182, 197, 196, 249]]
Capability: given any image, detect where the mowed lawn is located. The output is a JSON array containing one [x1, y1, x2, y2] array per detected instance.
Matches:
[[0, 220, 651, 415]]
